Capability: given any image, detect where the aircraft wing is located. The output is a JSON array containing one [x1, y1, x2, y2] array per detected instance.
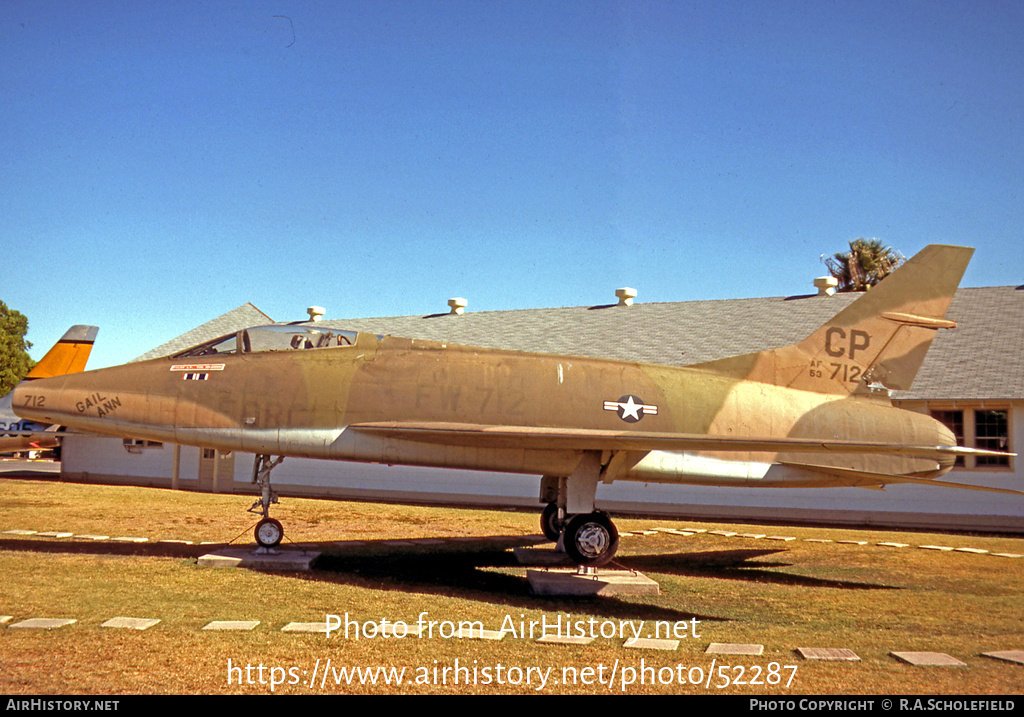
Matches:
[[348, 421, 1011, 460], [0, 431, 62, 453]]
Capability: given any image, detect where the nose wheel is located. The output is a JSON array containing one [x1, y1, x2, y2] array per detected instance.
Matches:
[[254, 517, 284, 548]]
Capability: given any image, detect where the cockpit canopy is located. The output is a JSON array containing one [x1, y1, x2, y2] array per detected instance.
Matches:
[[174, 325, 357, 358]]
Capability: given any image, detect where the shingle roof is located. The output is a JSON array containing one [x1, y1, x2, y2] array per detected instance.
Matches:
[[320, 295, 861, 365], [898, 286, 1024, 400], [325, 286, 1024, 400], [138, 287, 1024, 400]]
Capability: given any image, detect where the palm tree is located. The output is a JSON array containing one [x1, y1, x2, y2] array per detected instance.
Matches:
[[825, 239, 905, 292]]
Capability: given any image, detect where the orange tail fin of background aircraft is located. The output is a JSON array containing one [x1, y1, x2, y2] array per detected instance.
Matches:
[[0, 325, 99, 453], [24, 324, 100, 380]]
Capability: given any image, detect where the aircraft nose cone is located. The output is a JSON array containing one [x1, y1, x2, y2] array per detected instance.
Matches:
[[10, 368, 91, 426], [12, 377, 69, 424]]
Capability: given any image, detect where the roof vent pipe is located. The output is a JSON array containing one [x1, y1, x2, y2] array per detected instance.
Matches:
[[448, 297, 468, 315], [615, 287, 637, 306], [307, 306, 326, 321], [813, 277, 838, 297]]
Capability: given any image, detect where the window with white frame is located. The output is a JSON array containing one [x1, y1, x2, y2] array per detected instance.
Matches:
[[930, 407, 1011, 469]]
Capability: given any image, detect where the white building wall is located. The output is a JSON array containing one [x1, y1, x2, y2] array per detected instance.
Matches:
[[63, 434, 201, 483]]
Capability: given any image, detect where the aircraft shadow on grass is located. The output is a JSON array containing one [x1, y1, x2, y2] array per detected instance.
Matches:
[[302, 536, 722, 624], [2, 532, 896, 624], [288, 536, 898, 620], [618, 549, 899, 591]]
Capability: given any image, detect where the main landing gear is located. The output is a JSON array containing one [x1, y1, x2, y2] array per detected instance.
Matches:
[[540, 502, 620, 567], [540, 457, 621, 567], [249, 454, 286, 549]]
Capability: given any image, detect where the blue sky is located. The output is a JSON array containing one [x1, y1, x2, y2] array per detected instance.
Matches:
[[3, 1, 1022, 369]]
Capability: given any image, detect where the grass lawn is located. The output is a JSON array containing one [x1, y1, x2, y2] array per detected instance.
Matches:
[[1, 477, 1022, 694]]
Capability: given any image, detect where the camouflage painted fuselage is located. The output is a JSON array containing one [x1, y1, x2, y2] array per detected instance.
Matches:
[[20, 245, 996, 494], [13, 331, 955, 490]]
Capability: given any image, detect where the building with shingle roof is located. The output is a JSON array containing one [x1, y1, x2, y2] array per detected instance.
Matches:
[[60, 285, 1024, 532]]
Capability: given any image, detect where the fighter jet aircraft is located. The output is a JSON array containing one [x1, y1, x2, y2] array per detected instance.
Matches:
[[1, 325, 99, 453], [12, 246, 1014, 565]]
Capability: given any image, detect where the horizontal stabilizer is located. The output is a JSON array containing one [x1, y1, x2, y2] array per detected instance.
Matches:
[[781, 461, 1024, 496], [876, 475, 1024, 496]]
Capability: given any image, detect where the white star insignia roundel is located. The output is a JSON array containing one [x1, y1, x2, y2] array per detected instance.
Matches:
[[603, 395, 658, 423]]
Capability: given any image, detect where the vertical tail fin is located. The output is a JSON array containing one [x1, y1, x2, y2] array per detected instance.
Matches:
[[689, 245, 973, 395], [25, 325, 99, 380], [1, 325, 98, 451]]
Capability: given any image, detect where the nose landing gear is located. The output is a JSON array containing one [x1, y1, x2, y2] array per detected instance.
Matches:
[[249, 454, 286, 549]]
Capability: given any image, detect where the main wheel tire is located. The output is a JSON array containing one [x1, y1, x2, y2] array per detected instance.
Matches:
[[563, 511, 619, 567], [540, 502, 564, 542], [255, 517, 283, 548]]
